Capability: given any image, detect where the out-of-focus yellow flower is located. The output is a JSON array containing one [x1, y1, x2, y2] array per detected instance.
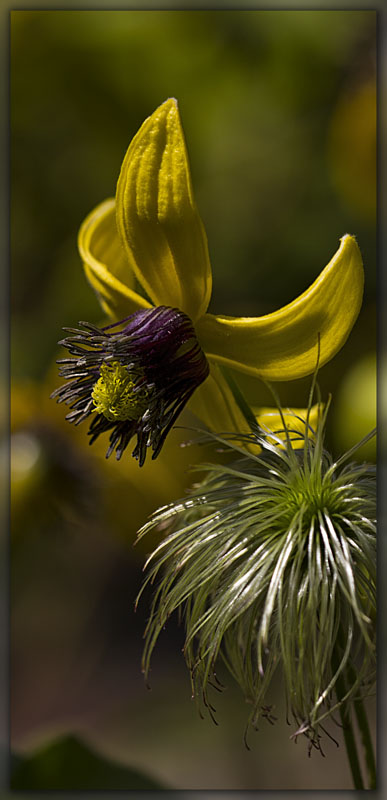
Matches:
[[73, 98, 363, 446]]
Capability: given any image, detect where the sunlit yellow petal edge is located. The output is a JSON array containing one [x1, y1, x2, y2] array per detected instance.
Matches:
[[196, 235, 364, 380], [115, 98, 212, 322], [78, 198, 150, 319]]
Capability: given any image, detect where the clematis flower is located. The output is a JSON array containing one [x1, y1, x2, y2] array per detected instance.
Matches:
[[52, 307, 209, 466], [53, 98, 364, 463]]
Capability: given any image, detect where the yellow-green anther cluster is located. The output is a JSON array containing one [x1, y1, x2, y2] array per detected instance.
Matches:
[[92, 361, 150, 422]]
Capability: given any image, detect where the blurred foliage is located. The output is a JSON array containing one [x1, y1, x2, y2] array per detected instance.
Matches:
[[11, 735, 167, 789], [10, 9, 376, 790]]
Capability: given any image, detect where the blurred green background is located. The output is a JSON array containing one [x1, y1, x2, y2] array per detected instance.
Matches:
[[10, 10, 376, 790]]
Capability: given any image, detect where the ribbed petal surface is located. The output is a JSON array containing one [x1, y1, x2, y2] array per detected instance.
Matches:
[[196, 235, 364, 380], [115, 98, 212, 322]]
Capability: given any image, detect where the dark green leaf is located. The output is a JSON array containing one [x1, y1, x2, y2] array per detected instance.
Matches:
[[11, 734, 167, 791]]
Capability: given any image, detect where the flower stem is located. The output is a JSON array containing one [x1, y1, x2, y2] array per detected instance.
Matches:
[[345, 661, 376, 789], [335, 669, 364, 790], [353, 695, 376, 789], [333, 618, 376, 790], [218, 365, 260, 434]]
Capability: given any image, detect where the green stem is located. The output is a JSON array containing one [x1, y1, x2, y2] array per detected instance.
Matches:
[[345, 661, 376, 789], [335, 668, 364, 790], [218, 365, 260, 435], [353, 695, 376, 789]]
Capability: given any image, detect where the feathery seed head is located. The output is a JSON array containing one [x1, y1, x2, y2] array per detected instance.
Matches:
[[136, 407, 376, 750]]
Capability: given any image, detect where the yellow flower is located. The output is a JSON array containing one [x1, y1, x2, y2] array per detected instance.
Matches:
[[76, 98, 363, 447]]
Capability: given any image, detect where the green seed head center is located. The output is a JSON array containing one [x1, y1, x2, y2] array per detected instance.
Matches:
[[284, 476, 338, 529], [92, 361, 150, 422]]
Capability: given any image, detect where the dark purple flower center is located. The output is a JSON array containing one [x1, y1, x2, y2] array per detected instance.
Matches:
[[51, 306, 209, 466]]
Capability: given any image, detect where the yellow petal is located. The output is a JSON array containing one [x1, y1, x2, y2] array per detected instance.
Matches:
[[115, 98, 212, 322], [78, 198, 151, 320], [189, 368, 322, 455], [255, 404, 322, 449], [188, 362, 252, 437], [196, 235, 364, 380]]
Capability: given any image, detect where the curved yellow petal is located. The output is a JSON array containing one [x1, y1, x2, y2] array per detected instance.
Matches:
[[115, 98, 212, 322], [188, 362, 251, 437], [196, 235, 364, 380], [78, 198, 151, 320], [255, 403, 322, 449]]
